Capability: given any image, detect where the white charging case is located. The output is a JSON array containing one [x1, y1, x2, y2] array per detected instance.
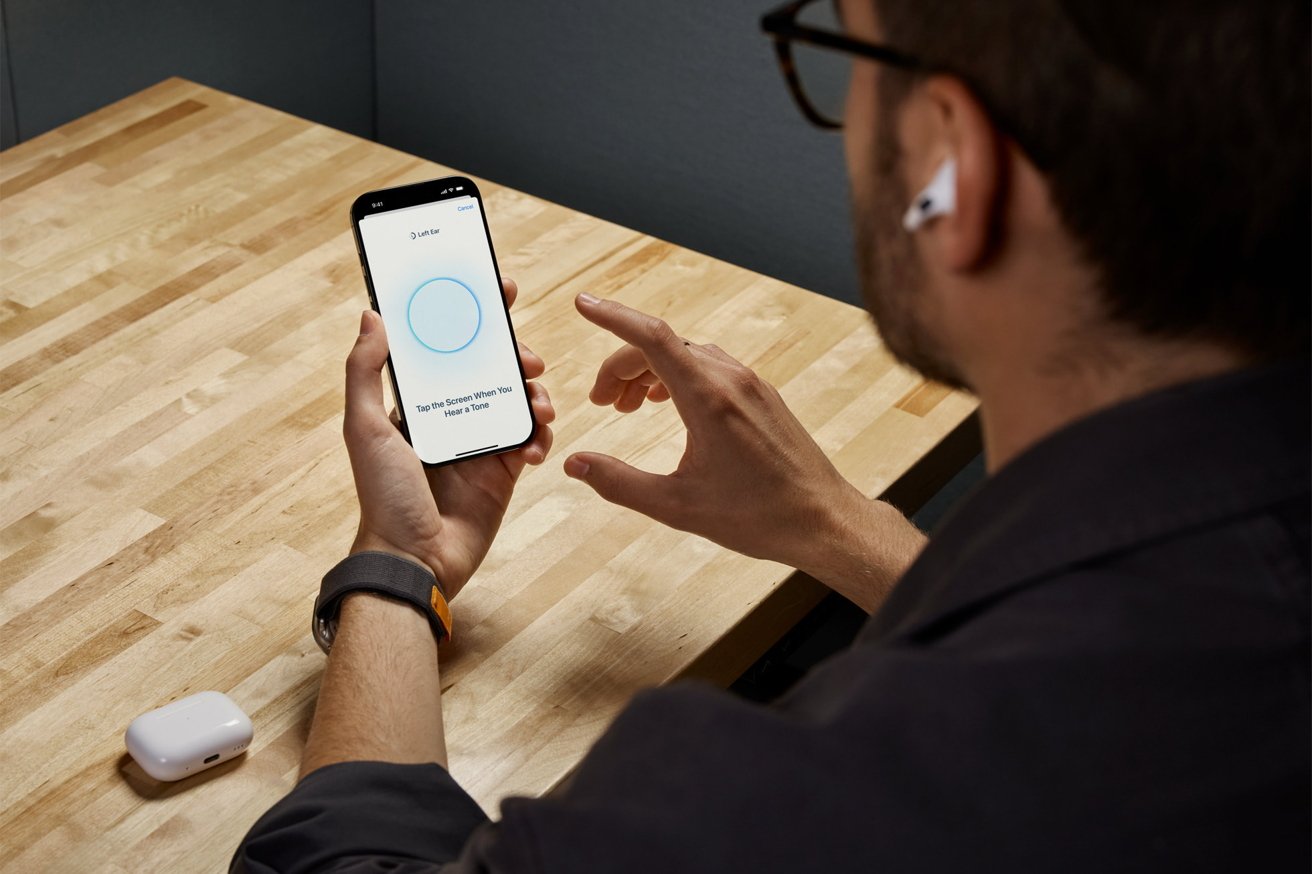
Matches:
[[125, 690, 254, 781]]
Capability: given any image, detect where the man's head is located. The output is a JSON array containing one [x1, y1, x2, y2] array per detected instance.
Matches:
[[839, 0, 1311, 390]]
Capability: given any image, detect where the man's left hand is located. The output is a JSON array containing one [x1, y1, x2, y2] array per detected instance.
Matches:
[[343, 277, 555, 598]]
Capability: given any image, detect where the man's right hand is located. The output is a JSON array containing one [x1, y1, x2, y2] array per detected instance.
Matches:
[[564, 293, 925, 613]]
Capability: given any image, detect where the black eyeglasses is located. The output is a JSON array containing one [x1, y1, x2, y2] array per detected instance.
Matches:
[[761, 0, 925, 129]]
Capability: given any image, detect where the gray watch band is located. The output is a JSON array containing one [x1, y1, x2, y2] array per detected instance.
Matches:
[[313, 551, 450, 654]]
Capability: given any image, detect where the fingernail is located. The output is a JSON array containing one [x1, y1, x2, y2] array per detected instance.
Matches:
[[359, 310, 373, 335], [564, 456, 589, 478], [577, 292, 600, 305]]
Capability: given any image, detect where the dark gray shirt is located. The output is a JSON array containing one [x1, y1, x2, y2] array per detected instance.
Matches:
[[232, 362, 1311, 873]]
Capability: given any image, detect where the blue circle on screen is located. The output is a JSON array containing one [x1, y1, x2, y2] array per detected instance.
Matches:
[[407, 278, 482, 353]]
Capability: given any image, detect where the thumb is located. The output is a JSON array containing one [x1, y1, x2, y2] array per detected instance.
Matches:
[[564, 452, 679, 522], [345, 310, 389, 434]]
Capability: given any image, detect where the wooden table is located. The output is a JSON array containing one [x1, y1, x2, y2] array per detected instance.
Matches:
[[0, 79, 977, 871]]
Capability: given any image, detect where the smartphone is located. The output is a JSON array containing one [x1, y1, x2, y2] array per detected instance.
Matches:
[[349, 176, 535, 466]]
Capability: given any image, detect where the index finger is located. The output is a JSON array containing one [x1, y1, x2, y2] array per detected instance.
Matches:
[[592, 344, 662, 406], [575, 293, 697, 385]]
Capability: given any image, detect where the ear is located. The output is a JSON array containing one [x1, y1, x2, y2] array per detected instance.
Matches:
[[908, 76, 1004, 271]]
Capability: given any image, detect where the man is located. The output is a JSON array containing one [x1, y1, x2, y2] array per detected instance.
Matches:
[[233, 0, 1309, 870]]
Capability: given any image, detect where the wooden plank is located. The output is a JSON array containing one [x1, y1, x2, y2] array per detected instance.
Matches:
[[0, 79, 977, 870], [0, 100, 209, 198]]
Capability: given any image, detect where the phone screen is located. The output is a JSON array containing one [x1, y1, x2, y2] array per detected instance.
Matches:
[[353, 179, 534, 466]]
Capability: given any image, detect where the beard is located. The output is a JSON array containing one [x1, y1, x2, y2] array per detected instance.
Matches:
[[853, 114, 969, 391]]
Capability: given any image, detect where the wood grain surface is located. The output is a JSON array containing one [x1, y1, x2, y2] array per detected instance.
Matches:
[[0, 79, 977, 872]]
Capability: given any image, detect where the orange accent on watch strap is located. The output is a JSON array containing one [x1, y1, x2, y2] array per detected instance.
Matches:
[[430, 584, 453, 641]]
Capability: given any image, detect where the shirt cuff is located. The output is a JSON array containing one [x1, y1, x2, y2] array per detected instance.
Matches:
[[231, 760, 489, 874]]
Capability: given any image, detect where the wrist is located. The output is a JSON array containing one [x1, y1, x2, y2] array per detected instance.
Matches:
[[350, 531, 456, 592], [802, 486, 922, 613], [339, 590, 436, 641], [350, 530, 428, 569], [315, 551, 454, 653]]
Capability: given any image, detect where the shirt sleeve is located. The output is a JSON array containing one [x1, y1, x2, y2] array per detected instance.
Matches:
[[231, 573, 1311, 874], [229, 760, 500, 874]]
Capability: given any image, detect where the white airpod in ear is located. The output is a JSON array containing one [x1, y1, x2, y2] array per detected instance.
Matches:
[[902, 158, 957, 232]]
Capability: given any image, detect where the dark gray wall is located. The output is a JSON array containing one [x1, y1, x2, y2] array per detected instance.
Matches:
[[1, 1, 862, 305], [376, 1, 860, 304], [1, 3, 15, 150], [0, 0, 374, 143]]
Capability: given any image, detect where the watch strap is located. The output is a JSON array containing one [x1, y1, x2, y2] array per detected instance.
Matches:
[[313, 551, 451, 654]]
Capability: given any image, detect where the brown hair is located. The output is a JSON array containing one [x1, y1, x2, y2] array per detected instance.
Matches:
[[875, 0, 1311, 360]]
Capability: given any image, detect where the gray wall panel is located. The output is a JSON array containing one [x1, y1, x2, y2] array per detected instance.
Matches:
[[5, 0, 373, 142], [1, 1, 16, 150], [376, 1, 860, 304]]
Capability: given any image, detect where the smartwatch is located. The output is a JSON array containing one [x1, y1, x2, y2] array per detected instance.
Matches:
[[313, 551, 452, 654]]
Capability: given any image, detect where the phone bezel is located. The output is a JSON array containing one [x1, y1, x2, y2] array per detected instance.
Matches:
[[348, 175, 536, 468]]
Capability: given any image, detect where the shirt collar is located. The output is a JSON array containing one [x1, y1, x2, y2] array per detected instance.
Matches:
[[863, 360, 1311, 643]]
